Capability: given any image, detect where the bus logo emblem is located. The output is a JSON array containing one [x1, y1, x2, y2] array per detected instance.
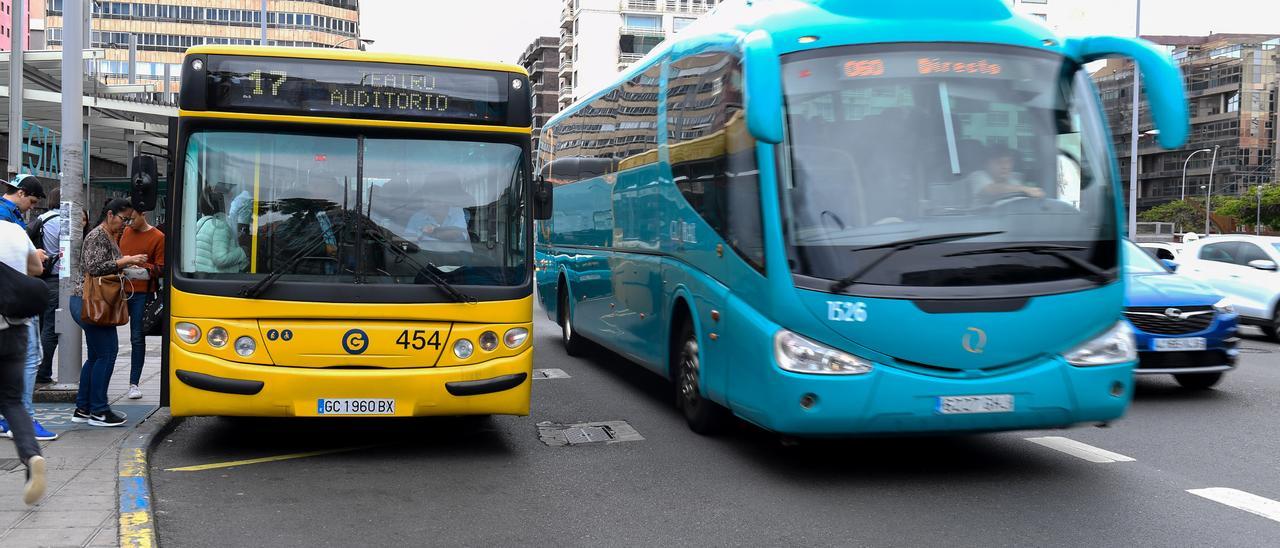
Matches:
[[342, 329, 369, 355], [962, 327, 987, 354]]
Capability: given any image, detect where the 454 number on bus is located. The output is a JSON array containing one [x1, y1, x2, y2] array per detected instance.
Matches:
[[396, 329, 441, 350]]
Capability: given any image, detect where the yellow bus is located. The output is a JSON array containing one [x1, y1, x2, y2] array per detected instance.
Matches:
[[159, 46, 549, 417]]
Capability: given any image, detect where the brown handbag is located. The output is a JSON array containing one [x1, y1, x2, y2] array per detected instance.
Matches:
[[81, 272, 129, 326]]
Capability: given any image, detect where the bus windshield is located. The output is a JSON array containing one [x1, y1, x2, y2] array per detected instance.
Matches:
[[179, 130, 527, 287], [780, 44, 1116, 292]]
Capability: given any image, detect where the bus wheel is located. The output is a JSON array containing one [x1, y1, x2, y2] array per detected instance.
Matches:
[[559, 283, 587, 357], [673, 320, 729, 435], [1174, 372, 1223, 390]]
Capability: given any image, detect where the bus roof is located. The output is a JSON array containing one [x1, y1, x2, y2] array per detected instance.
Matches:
[[184, 45, 528, 76], [548, 0, 1061, 128]]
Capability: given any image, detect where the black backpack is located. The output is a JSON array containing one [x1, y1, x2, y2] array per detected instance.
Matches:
[[26, 210, 58, 249], [0, 260, 46, 319]]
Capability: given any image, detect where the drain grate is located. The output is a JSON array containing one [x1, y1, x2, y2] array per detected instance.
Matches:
[[533, 368, 571, 379], [536, 420, 644, 446]]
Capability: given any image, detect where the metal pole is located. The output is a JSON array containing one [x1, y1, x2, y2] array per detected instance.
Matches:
[[58, 0, 85, 386], [163, 62, 172, 104], [126, 34, 136, 170], [1127, 0, 1141, 241], [1258, 184, 1264, 235], [6, 0, 24, 180], [261, 0, 268, 45], [1205, 144, 1218, 235], [1181, 148, 1211, 201]]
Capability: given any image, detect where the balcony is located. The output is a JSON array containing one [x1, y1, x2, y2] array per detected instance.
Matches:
[[561, 4, 575, 27], [619, 52, 645, 64], [621, 0, 658, 11], [621, 26, 665, 38], [558, 60, 574, 74], [559, 33, 574, 53]]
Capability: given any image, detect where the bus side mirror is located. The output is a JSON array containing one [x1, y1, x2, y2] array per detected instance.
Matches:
[[743, 30, 784, 144], [130, 155, 159, 212], [533, 177, 553, 221], [1064, 36, 1189, 149]]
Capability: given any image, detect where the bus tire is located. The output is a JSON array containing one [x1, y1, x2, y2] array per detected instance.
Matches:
[[1174, 372, 1223, 390], [673, 319, 729, 435], [559, 281, 587, 357]]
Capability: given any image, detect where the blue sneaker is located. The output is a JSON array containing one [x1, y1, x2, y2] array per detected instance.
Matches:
[[32, 421, 57, 441], [0, 418, 9, 439]]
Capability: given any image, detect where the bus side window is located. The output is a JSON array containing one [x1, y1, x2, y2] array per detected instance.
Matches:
[[668, 52, 765, 272]]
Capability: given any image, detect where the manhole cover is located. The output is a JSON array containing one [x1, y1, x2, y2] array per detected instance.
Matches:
[[536, 420, 644, 446], [533, 368, 571, 379]]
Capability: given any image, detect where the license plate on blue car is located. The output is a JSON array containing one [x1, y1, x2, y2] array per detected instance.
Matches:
[[1153, 337, 1206, 352]]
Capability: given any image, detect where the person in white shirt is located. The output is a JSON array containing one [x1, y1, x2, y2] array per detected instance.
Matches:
[[967, 144, 1044, 203], [0, 220, 48, 505]]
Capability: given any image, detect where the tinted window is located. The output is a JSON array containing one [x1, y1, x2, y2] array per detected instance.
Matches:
[[1199, 242, 1238, 263], [667, 52, 765, 270], [1234, 242, 1271, 264]]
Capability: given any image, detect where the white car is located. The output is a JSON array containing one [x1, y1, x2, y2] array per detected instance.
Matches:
[[1138, 241, 1182, 261], [1177, 235, 1280, 341]]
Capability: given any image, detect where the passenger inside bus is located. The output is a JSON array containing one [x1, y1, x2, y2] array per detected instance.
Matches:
[[405, 172, 471, 244]]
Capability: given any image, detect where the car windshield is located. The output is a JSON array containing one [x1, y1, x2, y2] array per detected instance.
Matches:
[[1124, 241, 1169, 274], [179, 130, 527, 287], [780, 44, 1116, 293]]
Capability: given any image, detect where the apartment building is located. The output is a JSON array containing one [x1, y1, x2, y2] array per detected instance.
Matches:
[[1093, 34, 1280, 211], [558, 0, 717, 108], [44, 0, 361, 97], [519, 36, 561, 155], [0, 0, 32, 50]]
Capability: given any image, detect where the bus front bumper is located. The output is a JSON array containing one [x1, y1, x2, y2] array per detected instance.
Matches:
[[168, 346, 532, 417], [732, 358, 1134, 437]]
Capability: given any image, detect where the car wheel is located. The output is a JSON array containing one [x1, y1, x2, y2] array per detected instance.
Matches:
[[1262, 308, 1280, 342], [1174, 372, 1223, 390], [673, 320, 730, 435], [558, 282, 587, 357]]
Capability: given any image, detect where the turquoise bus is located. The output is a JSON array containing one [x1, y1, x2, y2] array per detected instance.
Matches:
[[535, 0, 1189, 435]]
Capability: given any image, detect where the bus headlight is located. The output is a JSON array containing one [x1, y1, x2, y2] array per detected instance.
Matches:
[[453, 339, 474, 359], [504, 327, 529, 348], [234, 336, 256, 357], [773, 329, 873, 375], [1213, 297, 1235, 315], [175, 322, 201, 345], [1062, 322, 1136, 366], [207, 327, 229, 348], [479, 331, 499, 352]]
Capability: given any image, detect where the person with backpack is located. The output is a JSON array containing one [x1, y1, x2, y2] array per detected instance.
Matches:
[[0, 176, 57, 442], [0, 217, 49, 505], [27, 188, 63, 386]]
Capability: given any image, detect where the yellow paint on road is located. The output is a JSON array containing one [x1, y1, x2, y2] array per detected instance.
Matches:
[[163, 445, 377, 472]]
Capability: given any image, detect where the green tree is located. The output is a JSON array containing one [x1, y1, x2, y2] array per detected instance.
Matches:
[[1214, 183, 1280, 231], [1138, 198, 1203, 230]]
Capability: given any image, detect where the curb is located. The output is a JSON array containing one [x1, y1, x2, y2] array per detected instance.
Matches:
[[117, 407, 181, 548]]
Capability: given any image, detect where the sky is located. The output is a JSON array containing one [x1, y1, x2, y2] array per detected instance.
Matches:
[[359, 0, 1280, 64]]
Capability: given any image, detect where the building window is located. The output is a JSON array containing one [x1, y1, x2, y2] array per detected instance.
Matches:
[[623, 14, 660, 29], [673, 17, 696, 32]]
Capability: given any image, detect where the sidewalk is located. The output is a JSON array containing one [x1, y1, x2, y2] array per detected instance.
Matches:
[[0, 326, 162, 547]]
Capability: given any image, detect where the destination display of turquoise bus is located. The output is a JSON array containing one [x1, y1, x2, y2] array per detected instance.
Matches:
[[534, 0, 1189, 435]]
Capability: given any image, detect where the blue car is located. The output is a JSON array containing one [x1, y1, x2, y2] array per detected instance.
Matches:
[[1124, 240, 1239, 389]]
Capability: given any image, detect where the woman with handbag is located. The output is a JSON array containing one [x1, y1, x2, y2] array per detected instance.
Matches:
[[68, 198, 147, 427]]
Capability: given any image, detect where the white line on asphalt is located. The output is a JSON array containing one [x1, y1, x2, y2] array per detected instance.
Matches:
[[1188, 488, 1280, 524], [1023, 436, 1136, 463]]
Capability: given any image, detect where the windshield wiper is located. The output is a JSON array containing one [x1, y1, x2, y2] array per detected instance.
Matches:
[[238, 227, 334, 299], [943, 244, 1112, 284], [828, 231, 1006, 293], [356, 218, 475, 303]]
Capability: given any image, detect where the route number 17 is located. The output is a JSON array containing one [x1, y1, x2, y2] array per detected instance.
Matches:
[[396, 330, 440, 350]]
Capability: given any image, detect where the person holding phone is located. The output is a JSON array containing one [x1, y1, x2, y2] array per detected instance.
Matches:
[[119, 210, 164, 400]]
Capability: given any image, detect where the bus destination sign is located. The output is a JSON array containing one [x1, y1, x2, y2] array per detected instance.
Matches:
[[204, 56, 509, 124]]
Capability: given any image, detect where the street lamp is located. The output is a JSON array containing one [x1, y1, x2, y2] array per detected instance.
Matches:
[[333, 38, 375, 50], [1181, 148, 1213, 200], [1204, 144, 1219, 235]]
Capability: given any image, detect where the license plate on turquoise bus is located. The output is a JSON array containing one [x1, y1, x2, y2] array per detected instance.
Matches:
[[1153, 337, 1206, 352], [316, 399, 396, 415], [937, 395, 1014, 415]]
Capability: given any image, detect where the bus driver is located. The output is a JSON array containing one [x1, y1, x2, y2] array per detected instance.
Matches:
[[406, 173, 471, 243], [968, 144, 1044, 203]]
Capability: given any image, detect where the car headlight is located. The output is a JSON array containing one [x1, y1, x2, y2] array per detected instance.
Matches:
[[1213, 297, 1235, 315], [1062, 321, 1136, 366], [773, 329, 873, 375]]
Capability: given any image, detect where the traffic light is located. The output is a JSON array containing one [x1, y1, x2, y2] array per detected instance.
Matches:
[[131, 155, 159, 212]]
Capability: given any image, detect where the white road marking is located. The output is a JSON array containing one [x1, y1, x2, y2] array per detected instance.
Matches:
[[1188, 488, 1280, 524], [534, 368, 571, 379], [1024, 436, 1136, 463]]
